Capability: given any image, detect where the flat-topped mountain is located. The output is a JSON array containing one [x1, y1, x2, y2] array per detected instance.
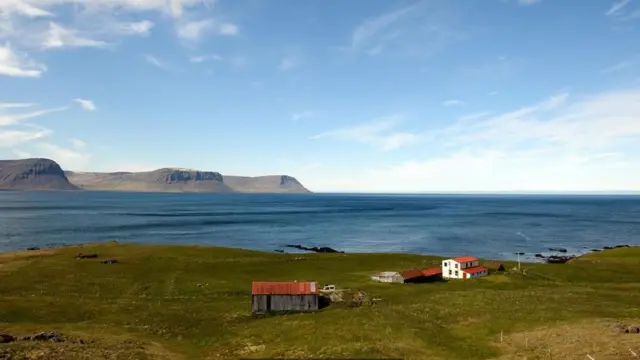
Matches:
[[0, 158, 311, 193], [0, 158, 79, 190], [65, 167, 311, 194]]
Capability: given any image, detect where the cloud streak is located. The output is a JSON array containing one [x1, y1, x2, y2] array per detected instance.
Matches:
[[74, 99, 96, 111], [312, 115, 422, 151], [0, 43, 47, 77]]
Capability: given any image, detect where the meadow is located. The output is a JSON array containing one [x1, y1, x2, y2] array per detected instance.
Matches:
[[0, 242, 639, 359]]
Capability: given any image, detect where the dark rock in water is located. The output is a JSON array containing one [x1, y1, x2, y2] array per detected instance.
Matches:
[[604, 246, 614, 250], [26, 247, 40, 251], [0, 334, 15, 343], [534, 253, 545, 258], [615, 244, 630, 248], [273, 249, 284, 253], [100, 259, 118, 264], [549, 247, 568, 253], [514, 252, 525, 255], [76, 253, 98, 259], [591, 249, 601, 252], [546, 255, 574, 264], [284, 244, 344, 253]]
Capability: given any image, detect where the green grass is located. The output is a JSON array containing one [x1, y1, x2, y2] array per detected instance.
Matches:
[[1, 243, 639, 359]]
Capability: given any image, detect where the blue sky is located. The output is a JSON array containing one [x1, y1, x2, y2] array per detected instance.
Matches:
[[1, 0, 639, 192]]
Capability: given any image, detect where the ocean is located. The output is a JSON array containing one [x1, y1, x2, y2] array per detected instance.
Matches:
[[1, 191, 639, 261]]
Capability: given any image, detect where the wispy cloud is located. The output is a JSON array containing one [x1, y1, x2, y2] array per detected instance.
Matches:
[[0, 102, 35, 109], [345, 89, 640, 192], [145, 55, 170, 70], [459, 112, 492, 121], [176, 19, 238, 41], [34, 142, 91, 170], [291, 110, 315, 121], [189, 54, 224, 63], [114, 20, 155, 36], [606, 0, 632, 16], [0, 43, 47, 78], [0, 127, 51, 148], [311, 115, 421, 151], [74, 98, 96, 111], [602, 60, 632, 74], [43, 22, 109, 49], [70, 138, 86, 149], [518, 0, 542, 5], [443, 99, 465, 106], [278, 55, 299, 71], [488, 91, 499, 96], [348, 1, 463, 57], [0, 106, 67, 126]]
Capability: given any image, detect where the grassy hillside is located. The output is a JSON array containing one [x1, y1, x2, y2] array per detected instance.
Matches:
[[1, 243, 639, 359]]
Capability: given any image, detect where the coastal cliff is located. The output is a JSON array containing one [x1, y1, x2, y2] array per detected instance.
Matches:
[[0, 158, 79, 190]]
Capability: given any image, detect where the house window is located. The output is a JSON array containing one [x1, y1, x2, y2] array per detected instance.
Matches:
[[444, 262, 448, 267], [449, 270, 452, 275], [455, 271, 459, 277], [455, 263, 458, 269]]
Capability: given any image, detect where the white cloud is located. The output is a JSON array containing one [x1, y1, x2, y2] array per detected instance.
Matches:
[[33, 142, 91, 170], [115, 20, 155, 36], [74, 98, 96, 111], [70, 138, 86, 149], [488, 91, 499, 96], [278, 56, 299, 71], [326, 89, 640, 193], [0, 106, 67, 126], [145, 54, 170, 70], [43, 22, 108, 49], [602, 60, 632, 74], [0, 102, 34, 108], [459, 112, 492, 121], [312, 115, 421, 151], [0, 127, 51, 147], [0, 43, 47, 77], [176, 19, 238, 41], [518, 0, 542, 5], [351, 2, 420, 49], [291, 110, 314, 121], [189, 54, 223, 63], [443, 99, 465, 106], [605, 0, 632, 16]]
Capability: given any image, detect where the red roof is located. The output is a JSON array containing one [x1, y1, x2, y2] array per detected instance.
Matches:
[[251, 281, 318, 295], [399, 269, 425, 280], [421, 267, 442, 277], [453, 256, 478, 263], [462, 266, 488, 274]]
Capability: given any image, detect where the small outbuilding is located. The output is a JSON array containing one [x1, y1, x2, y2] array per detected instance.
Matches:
[[251, 281, 319, 315], [370, 271, 404, 283]]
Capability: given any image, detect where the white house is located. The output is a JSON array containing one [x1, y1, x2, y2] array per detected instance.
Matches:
[[370, 271, 404, 283], [441, 256, 488, 280]]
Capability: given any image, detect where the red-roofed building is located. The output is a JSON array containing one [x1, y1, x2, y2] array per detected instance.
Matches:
[[251, 281, 319, 314], [442, 256, 488, 279]]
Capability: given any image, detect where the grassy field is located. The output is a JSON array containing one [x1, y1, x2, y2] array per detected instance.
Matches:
[[1, 242, 639, 359]]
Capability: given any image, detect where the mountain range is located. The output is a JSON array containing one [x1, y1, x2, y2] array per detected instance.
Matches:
[[0, 158, 311, 194]]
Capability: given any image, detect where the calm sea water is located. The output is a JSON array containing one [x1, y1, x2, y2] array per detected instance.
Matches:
[[1, 191, 639, 261]]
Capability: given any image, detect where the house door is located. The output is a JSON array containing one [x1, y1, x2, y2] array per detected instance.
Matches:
[[464, 273, 468, 279]]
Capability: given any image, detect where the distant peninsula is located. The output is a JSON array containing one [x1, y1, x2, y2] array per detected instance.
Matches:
[[0, 158, 311, 194]]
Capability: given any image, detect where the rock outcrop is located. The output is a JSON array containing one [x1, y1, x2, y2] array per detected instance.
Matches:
[[0, 159, 78, 190]]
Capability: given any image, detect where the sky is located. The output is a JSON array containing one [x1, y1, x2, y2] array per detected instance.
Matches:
[[0, 0, 639, 193]]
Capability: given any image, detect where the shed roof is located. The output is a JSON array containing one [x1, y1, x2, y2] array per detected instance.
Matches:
[[373, 271, 400, 277], [251, 281, 318, 295], [462, 266, 488, 274], [399, 269, 425, 280], [452, 256, 478, 263], [421, 267, 442, 277]]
